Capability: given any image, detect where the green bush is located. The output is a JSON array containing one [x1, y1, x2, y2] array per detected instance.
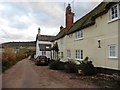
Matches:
[[64, 60, 79, 73], [48, 59, 55, 63], [49, 60, 65, 70]]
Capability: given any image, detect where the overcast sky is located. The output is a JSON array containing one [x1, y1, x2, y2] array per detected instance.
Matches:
[[0, 0, 103, 43]]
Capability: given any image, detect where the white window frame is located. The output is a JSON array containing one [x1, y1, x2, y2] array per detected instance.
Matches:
[[109, 3, 120, 21], [67, 50, 71, 58], [75, 30, 83, 40], [108, 44, 117, 59], [75, 50, 83, 60]]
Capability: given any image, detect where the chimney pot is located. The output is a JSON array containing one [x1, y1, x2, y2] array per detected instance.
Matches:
[[38, 27, 40, 35], [60, 26, 64, 30]]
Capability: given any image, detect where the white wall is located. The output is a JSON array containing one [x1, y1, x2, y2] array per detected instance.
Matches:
[[36, 40, 53, 59]]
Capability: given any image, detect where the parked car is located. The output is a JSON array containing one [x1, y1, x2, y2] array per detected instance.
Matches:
[[34, 56, 48, 65]]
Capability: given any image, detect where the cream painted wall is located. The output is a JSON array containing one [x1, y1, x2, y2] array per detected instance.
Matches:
[[64, 10, 119, 70], [55, 38, 68, 61], [118, 19, 120, 70]]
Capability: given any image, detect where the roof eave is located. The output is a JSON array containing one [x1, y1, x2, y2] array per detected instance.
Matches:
[[67, 21, 95, 35]]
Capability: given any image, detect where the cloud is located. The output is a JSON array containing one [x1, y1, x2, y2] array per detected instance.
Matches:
[[0, 1, 101, 43], [23, 2, 65, 26], [73, 2, 101, 21]]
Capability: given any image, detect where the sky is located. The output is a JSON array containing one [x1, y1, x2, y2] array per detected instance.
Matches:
[[0, 0, 103, 43]]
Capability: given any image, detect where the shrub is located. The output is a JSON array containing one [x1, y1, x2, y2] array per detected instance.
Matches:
[[16, 48, 29, 61], [64, 60, 79, 73], [2, 59, 19, 72], [2, 47, 29, 72], [2, 47, 16, 62], [49, 60, 65, 70], [64, 62, 78, 73], [78, 57, 97, 76], [48, 59, 55, 63]]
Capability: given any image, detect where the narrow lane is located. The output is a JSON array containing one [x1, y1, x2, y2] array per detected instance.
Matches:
[[0, 74, 2, 89], [2, 59, 99, 88], [2, 59, 67, 88]]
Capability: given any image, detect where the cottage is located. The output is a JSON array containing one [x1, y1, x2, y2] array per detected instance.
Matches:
[[35, 28, 55, 60], [52, 2, 120, 74]]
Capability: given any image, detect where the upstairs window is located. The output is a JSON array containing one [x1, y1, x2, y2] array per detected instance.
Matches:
[[111, 5, 118, 19], [110, 3, 120, 20], [75, 30, 83, 40]]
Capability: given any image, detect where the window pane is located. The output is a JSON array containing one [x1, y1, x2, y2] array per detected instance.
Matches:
[[81, 50, 83, 59], [109, 45, 116, 57], [75, 31, 84, 39], [78, 32, 80, 38], [111, 5, 118, 19], [119, 4, 120, 16], [78, 50, 80, 59], [76, 50, 77, 58], [76, 50, 84, 59], [81, 30, 83, 38]]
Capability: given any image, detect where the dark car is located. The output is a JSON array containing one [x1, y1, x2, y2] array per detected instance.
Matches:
[[34, 56, 48, 66]]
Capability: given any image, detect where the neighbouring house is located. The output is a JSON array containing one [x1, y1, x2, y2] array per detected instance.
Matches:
[[52, 2, 120, 74], [35, 28, 55, 60], [2, 41, 36, 53]]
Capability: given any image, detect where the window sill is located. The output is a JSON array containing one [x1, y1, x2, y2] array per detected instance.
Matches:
[[75, 58, 83, 61], [108, 17, 120, 24], [108, 57, 118, 59], [67, 57, 71, 59], [75, 38, 84, 41]]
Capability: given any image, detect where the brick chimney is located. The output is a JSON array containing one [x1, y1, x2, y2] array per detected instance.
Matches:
[[66, 4, 74, 29]]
